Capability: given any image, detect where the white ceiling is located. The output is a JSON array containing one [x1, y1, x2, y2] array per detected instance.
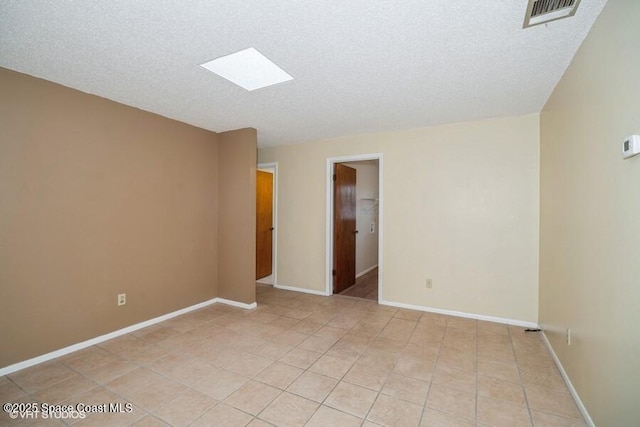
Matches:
[[0, 0, 607, 147]]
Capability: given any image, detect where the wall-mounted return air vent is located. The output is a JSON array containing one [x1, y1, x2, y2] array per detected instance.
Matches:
[[523, 0, 582, 28]]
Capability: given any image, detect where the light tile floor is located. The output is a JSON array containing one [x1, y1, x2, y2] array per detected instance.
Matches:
[[1, 284, 586, 426]]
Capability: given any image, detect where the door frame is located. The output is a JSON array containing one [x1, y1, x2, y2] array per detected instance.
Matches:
[[257, 162, 278, 286], [325, 153, 383, 301]]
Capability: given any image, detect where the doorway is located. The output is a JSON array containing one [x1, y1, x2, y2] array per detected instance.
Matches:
[[256, 163, 277, 285], [326, 154, 382, 302], [333, 163, 357, 294]]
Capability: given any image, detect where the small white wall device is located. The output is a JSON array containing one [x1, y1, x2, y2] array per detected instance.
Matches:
[[622, 135, 640, 159]]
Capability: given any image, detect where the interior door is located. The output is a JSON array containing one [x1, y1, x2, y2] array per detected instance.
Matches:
[[256, 170, 274, 280], [333, 163, 357, 293]]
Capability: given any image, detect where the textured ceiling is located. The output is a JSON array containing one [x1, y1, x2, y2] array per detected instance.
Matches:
[[0, 0, 607, 147]]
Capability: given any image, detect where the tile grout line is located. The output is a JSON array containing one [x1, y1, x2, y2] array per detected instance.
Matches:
[[287, 344, 345, 425], [509, 326, 536, 427], [337, 314, 388, 423], [475, 319, 479, 427], [373, 311, 421, 420], [416, 316, 446, 426], [257, 305, 365, 425]]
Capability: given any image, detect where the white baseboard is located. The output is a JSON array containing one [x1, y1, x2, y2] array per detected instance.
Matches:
[[274, 284, 328, 296], [356, 264, 378, 279], [216, 298, 257, 310], [0, 296, 255, 377], [256, 274, 274, 285], [379, 299, 539, 328], [541, 332, 594, 427]]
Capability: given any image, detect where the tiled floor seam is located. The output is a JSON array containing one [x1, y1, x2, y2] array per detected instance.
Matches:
[[416, 319, 445, 426], [475, 318, 480, 426], [256, 322, 359, 425], [509, 326, 536, 427]]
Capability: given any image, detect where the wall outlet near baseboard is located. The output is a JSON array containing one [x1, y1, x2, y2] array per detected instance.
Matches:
[[425, 278, 432, 289], [118, 293, 126, 306]]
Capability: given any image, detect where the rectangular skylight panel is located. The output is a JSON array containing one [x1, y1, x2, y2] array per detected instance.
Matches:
[[200, 47, 293, 91]]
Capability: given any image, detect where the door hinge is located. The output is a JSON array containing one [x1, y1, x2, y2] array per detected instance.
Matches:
[[333, 174, 336, 182], [332, 269, 337, 276]]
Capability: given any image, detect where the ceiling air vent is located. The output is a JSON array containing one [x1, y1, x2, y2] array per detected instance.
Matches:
[[523, 0, 582, 28]]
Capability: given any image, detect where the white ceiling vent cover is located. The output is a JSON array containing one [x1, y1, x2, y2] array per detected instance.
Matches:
[[523, 0, 582, 28]]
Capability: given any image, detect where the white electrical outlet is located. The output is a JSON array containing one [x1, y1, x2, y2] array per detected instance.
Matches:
[[622, 135, 640, 159], [566, 328, 571, 346], [425, 278, 433, 289], [118, 293, 126, 306], [369, 222, 376, 234]]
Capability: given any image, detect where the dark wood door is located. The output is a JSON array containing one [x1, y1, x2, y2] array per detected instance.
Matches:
[[256, 170, 273, 279], [333, 163, 357, 293]]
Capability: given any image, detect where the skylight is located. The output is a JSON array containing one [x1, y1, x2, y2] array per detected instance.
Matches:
[[200, 47, 293, 91]]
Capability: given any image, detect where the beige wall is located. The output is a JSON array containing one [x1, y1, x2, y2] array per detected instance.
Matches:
[[259, 114, 540, 323], [218, 129, 257, 304], [539, 0, 640, 424], [0, 68, 256, 368]]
